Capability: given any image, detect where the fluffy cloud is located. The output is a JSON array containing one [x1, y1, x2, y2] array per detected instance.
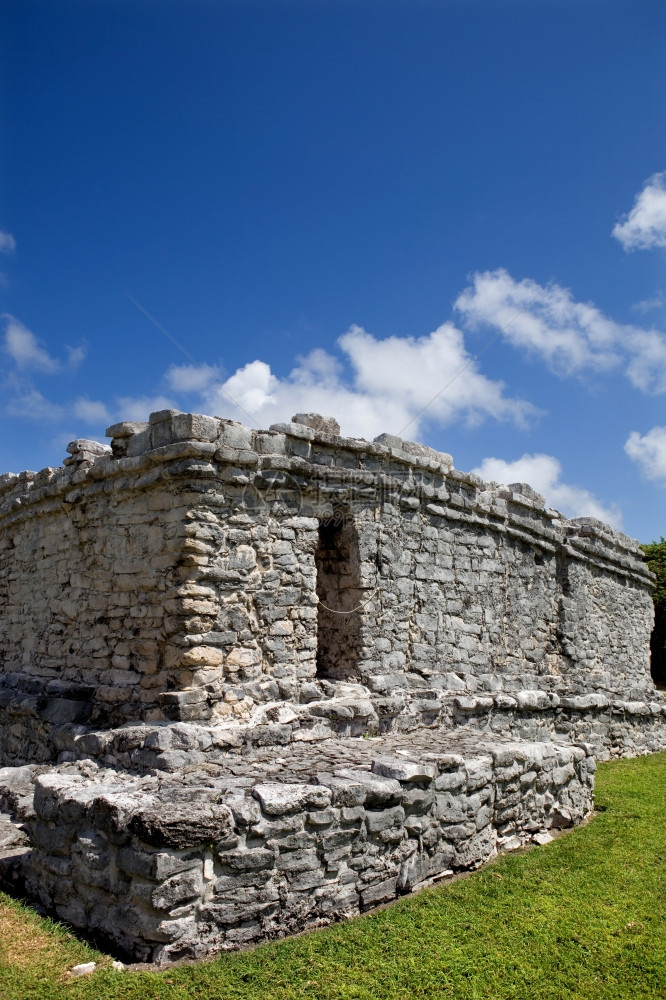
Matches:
[[165, 363, 221, 393], [1, 315, 86, 375], [4, 387, 158, 430], [2, 316, 61, 373], [189, 323, 536, 440], [613, 171, 666, 251], [66, 345, 87, 370], [624, 329, 666, 394], [631, 292, 664, 314], [455, 268, 666, 393], [624, 427, 666, 485], [114, 394, 176, 422], [73, 397, 112, 425], [472, 452, 622, 528], [0, 230, 16, 254], [4, 383, 64, 421], [1, 374, 97, 425]]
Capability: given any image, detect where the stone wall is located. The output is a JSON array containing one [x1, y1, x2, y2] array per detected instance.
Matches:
[[2, 729, 594, 962], [0, 451, 196, 727], [0, 409, 657, 744]]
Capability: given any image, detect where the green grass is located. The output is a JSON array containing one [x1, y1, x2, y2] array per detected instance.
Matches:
[[1, 751, 665, 1000]]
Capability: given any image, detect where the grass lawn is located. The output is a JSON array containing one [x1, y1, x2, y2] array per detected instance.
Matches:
[[1, 750, 665, 1000]]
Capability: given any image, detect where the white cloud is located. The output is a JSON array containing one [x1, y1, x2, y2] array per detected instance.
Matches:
[[472, 452, 622, 528], [4, 384, 64, 421], [4, 384, 110, 429], [1, 316, 86, 376], [624, 329, 666, 394], [66, 344, 87, 370], [455, 268, 666, 393], [191, 322, 536, 440], [165, 363, 221, 393], [613, 171, 666, 251], [73, 397, 112, 424], [220, 359, 280, 416], [2, 315, 61, 373], [624, 427, 666, 485], [114, 394, 176, 422], [0, 230, 16, 254], [631, 292, 664, 314]]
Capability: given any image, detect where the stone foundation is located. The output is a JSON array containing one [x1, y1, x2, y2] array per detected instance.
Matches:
[[1, 728, 594, 963]]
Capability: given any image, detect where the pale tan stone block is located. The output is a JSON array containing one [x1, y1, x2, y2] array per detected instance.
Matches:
[[180, 647, 225, 668]]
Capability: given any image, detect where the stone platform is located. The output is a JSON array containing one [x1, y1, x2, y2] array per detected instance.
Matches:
[[0, 409, 660, 962], [0, 726, 594, 963], [2, 674, 665, 771]]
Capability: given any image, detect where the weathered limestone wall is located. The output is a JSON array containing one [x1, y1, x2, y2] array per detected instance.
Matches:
[[0, 409, 659, 761], [0, 409, 662, 963], [0, 455, 203, 730], [2, 730, 594, 962]]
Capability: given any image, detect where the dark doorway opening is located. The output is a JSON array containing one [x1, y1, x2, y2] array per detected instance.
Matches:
[[315, 517, 362, 681], [650, 623, 666, 690]]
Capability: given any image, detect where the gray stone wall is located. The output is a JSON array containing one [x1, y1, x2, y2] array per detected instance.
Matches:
[[0, 458, 196, 726], [0, 409, 656, 739], [2, 729, 593, 962]]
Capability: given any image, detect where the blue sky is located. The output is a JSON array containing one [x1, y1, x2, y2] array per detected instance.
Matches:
[[1, 0, 665, 540]]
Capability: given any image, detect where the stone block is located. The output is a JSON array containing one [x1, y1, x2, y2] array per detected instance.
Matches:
[[152, 868, 204, 910], [276, 848, 320, 873], [220, 422, 254, 450], [364, 805, 405, 833], [130, 802, 234, 849], [171, 413, 221, 443], [360, 876, 398, 909], [252, 783, 332, 816], [371, 756, 437, 783], [291, 413, 340, 435], [217, 848, 275, 870], [434, 770, 465, 792], [331, 770, 402, 806]]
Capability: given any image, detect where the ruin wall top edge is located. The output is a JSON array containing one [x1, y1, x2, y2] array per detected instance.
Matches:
[[0, 408, 651, 580]]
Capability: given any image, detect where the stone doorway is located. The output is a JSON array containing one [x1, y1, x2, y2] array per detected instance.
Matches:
[[315, 517, 362, 681], [650, 625, 666, 690]]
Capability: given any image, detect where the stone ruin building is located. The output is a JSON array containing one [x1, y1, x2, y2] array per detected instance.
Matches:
[[0, 408, 664, 963]]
